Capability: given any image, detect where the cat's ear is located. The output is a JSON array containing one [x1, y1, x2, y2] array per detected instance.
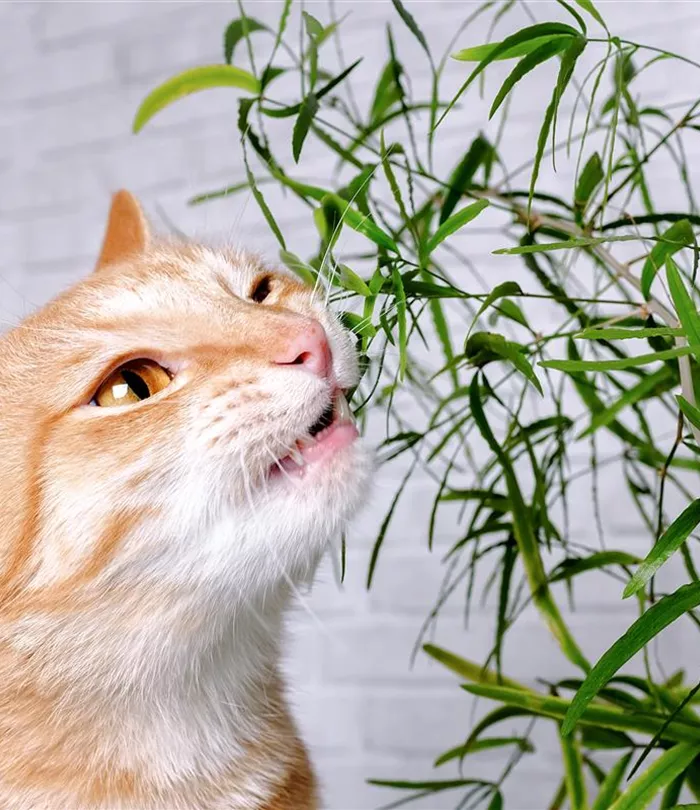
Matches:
[[94, 190, 151, 273]]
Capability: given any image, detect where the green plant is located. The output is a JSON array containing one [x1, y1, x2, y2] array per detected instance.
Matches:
[[134, 1, 700, 806]]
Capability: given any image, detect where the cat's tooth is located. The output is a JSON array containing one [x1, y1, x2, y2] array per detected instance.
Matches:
[[289, 447, 305, 466], [336, 392, 354, 423], [298, 435, 316, 449]]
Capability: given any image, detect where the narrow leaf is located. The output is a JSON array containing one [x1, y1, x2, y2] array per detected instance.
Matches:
[[667, 258, 700, 347], [392, 266, 408, 380], [279, 250, 316, 286], [471, 282, 524, 333], [466, 683, 700, 743], [561, 730, 588, 810], [495, 234, 639, 254], [490, 38, 570, 119], [423, 644, 525, 690], [550, 551, 641, 584], [530, 36, 586, 210], [440, 136, 491, 223], [678, 395, 700, 430], [572, 0, 607, 28], [624, 500, 700, 598], [224, 17, 267, 64], [578, 367, 672, 438], [576, 327, 683, 340], [466, 332, 543, 394], [591, 753, 633, 810], [133, 65, 259, 133], [292, 93, 319, 162], [453, 32, 575, 63], [391, 0, 431, 59], [641, 220, 694, 298], [427, 199, 489, 254], [609, 744, 700, 810], [562, 583, 700, 735], [541, 346, 696, 372], [575, 151, 604, 215]]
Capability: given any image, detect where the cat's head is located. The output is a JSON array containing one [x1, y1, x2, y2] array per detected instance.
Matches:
[[0, 191, 370, 621]]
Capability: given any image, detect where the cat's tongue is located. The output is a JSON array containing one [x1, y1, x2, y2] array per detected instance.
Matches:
[[273, 392, 358, 479]]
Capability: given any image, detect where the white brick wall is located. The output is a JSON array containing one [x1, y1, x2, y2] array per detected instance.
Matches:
[[2, 2, 700, 808]]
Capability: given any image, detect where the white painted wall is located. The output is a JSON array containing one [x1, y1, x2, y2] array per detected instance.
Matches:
[[2, 2, 700, 808]]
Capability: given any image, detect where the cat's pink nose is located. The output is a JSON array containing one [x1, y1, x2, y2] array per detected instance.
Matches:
[[275, 321, 332, 379]]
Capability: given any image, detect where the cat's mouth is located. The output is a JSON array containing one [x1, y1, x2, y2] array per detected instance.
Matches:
[[270, 390, 358, 480]]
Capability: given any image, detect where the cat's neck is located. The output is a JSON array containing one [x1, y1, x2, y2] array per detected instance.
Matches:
[[0, 585, 297, 805]]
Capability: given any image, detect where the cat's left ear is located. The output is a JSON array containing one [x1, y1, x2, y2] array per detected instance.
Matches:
[[94, 190, 151, 273]]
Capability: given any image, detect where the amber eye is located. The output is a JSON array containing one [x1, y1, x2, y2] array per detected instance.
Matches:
[[250, 275, 272, 303], [93, 360, 171, 407]]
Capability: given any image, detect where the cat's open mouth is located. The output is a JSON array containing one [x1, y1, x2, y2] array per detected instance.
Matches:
[[270, 390, 358, 480]]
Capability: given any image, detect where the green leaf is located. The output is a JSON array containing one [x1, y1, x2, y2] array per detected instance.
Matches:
[[678, 395, 700, 430], [242, 144, 286, 250], [337, 264, 371, 296], [490, 38, 571, 119], [368, 778, 491, 793], [133, 65, 259, 133], [341, 311, 376, 340], [302, 10, 324, 39], [261, 58, 362, 118], [575, 151, 604, 215], [392, 266, 407, 380], [224, 17, 268, 64], [423, 644, 525, 690], [279, 250, 316, 286], [369, 61, 403, 125], [591, 753, 633, 810], [624, 500, 700, 598], [435, 737, 533, 767], [667, 258, 700, 347], [529, 36, 586, 210], [453, 32, 575, 62], [571, 0, 607, 28], [390, 0, 431, 59], [576, 327, 683, 340], [466, 683, 700, 743], [562, 583, 700, 735], [578, 367, 672, 438], [609, 744, 700, 810], [444, 24, 578, 126], [380, 133, 412, 236], [267, 170, 398, 252], [495, 234, 639, 254], [561, 730, 588, 810], [466, 332, 543, 395], [641, 220, 695, 298], [493, 298, 529, 329], [426, 199, 489, 254], [292, 93, 319, 163], [549, 551, 641, 584], [541, 346, 696, 372], [471, 282, 524, 334], [440, 136, 492, 224]]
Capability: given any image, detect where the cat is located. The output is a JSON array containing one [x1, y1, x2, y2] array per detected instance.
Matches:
[[0, 190, 370, 809]]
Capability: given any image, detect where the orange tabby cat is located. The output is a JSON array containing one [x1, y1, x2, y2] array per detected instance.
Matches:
[[0, 191, 370, 809]]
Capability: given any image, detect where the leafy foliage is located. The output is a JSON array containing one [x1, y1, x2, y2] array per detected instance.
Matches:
[[135, 0, 700, 806]]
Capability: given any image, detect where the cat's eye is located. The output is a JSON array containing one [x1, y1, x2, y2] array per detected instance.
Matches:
[[93, 360, 171, 407], [250, 275, 273, 303]]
